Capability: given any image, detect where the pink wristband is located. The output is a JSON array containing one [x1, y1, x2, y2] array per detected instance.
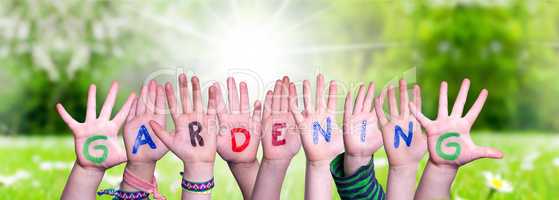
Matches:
[[123, 169, 166, 200]]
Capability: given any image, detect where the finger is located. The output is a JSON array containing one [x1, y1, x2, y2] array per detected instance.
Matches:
[[315, 74, 325, 113], [437, 81, 449, 119], [239, 82, 249, 114], [473, 146, 503, 160], [374, 89, 388, 125], [399, 79, 409, 117], [149, 120, 173, 147], [213, 82, 226, 114], [388, 85, 398, 118], [272, 80, 281, 113], [147, 80, 157, 114], [363, 82, 375, 113], [112, 93, 137, 127], [289, 85, 304, 124], [165, 82, 180, 121], [353, 84, 365, 114], [413, 84, 422, 112], [207, 86, 217, 116], [192, 76, 203, 113], [303, 80, 312, 114], [136, 85, 148, 115], [227, 77, 240, 113], [126, 97, 137, 122], [56, 103, 79, 128], [179, 73, 192, 113], [288, 83, 297, 112], [451, 79, 470, 118], [409, 102, 431, 126], [344, 91, 353, 124], [86, 84, 97, 121], [327, 80, 337, 114], [280, 76, 289, 112], [464, 89, 488, 124], [155, 85, 166, 115], [263, 90, 272, 118], [99, 81, 118, 120], [252, 101, 262, 122]]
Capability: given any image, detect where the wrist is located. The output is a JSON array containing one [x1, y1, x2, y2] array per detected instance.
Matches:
[[183, 162, 214, 182], [120, 162, 157, 192], [306, 160, 331, 168], [227, 159, 259, 170], [73, 161, 105, 177], [427, 159, 459, 174], [343, 154, 372, 176]]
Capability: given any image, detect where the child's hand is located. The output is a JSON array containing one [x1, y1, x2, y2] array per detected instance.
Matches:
[[56, 82, 135, 170], [289, 74, 343, 164], [123, 80, 168, 164], [261, 77, 301, 160], [375, 80, 427, 167], [409, 79, 503, 168], [150, 75, 217, 165], [215, 77, 262, 164], [342, 82, 383, 174]]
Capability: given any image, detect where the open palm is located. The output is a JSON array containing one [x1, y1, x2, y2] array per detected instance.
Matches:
[[56, 82, 135, 170], [375, 80, 427, 167], [410, 79, 503, 167], [215, 77, 262, 163], [150, 74, 217, 164], [123, 80, 168, 163], [290, 74, 343, 162], [261, 77, 301, 160], [343, 82, 383, 158]]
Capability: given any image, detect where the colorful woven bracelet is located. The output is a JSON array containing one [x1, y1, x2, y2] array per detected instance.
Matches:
[[97, 188, 150, 200], [180, 172, 215, 193]]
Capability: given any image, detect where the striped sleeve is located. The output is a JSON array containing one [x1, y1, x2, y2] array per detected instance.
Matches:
[[330, 153, 385, 200]]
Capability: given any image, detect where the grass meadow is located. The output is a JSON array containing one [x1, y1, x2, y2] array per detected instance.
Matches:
[[0, 133, 558, 200]]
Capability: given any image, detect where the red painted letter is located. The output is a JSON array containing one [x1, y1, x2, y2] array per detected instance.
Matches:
[[231, 128, 250, 152], [272, 123, 286, 146]]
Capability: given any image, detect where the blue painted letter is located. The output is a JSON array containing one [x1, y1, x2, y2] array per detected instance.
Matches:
[[360, 120, 367, 142], [312, 117, 332, 144], [132, 125, 157, 154], [393, 121, 413, 148]]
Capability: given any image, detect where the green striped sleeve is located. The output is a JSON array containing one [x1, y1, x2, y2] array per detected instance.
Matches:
[[330, 153, 385, 200]]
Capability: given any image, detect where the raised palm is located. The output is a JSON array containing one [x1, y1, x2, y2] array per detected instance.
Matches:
[[261, 77, 301, 160], [123, 80, 168, 163], [375, 80, 427, 167], [290, 74, 343, 162], [343, 82, 383, 158], [150, 74, 217, 164], [409, 79, 503, 167], [215, 77, 262, 163], [56, 82, 135, 170]]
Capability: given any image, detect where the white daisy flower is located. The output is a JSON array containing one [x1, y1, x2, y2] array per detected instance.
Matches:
[[483, 171, 513, 193], [39, 161, 73, 171], [0, 170, 31, 186], [553, 157, 559, 167]]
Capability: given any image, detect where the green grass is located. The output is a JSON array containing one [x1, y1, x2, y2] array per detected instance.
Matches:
[[1, 133, 558, 199]]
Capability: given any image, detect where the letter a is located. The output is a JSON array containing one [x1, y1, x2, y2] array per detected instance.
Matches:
[[132, 125, 157, 154]]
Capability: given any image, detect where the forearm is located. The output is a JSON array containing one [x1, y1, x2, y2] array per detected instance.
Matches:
[[305, 160, 333, 200], [414, 161, 458, 200], [386, 164, 418, 200], [120, 162, 156, 192], [182, 162, 214, 200], [61, 162, 105, 200], [228, 160, 260, 199], [251, 159, 291, 200]]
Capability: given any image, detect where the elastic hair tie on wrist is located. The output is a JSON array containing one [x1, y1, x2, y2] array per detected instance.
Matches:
[[180, 172, 215, 194], [122, 168, 166, 200]]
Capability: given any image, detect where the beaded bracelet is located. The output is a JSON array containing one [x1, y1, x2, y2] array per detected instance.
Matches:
[[97, 188, 150, 200], [180, 172, 215, 194]]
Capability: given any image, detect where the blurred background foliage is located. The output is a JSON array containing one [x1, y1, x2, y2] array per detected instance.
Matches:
[[0, 0, 558, 135]]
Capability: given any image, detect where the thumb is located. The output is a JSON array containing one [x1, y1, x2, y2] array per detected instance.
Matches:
[[149, 120, 173, 147], [473, 146, 503, 160]]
